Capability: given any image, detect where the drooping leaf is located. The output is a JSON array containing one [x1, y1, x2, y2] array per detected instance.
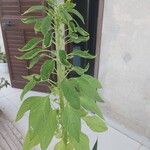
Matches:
[[71, 9, 85, 24], [23, 5, 45, 15], [73, 63, 89, 75], [70, 50, 95, 59], [83, 116, 108, 132], [58, 50, 70, 66], [17, 48, 42, 60], [62, 105, 81, 142], [80, 96, 103, 118], [43, 32, 53, 48], [71, 133, 90, 150], [69, 21, 77, 32], [40, 60, 55, 80], [21, 16, 37, 24], [41, 16, 52, 35], [76, 26, 89, 36], [19, 38, 42, 52], [20, 78, 38, 100], [34, 19, 42, 32], [60, 79, 80, 109]]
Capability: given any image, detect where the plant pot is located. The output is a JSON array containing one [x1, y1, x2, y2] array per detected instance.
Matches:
[[0, 63, 8, 74]]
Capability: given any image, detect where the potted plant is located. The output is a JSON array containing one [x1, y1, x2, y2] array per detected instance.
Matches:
[[16, 0, 108, 150], [0, 47, 8, 74]]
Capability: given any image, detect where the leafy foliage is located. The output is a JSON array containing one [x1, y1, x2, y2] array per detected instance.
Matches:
[[16, 0, 107, 149]]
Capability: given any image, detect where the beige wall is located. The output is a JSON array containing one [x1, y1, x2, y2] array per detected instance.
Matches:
[[99, 0, 150, 139]]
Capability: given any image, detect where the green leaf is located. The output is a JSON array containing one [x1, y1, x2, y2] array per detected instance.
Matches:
[[20, 78, 38, 100], [41, 16, 52, 35], [69, 21, 77, 32], [22, 74, 41, 81], [23, 128, 40, 150], [43, 32, 53, 48], [71, 133, 90, 150], [34, 19, 42, 32], [40, 60, 55, 80], [54, 140, 73, 150], [21, 16, 37, 24], [76, 26, 89, 36], [23, 5, 45, 15], [83, 116, 108, 132], [80, 96, 103, 118], [79, 108, 88, 117], [60, 79, 80, 109], [17, 48, 42, 60], [19, 38, 42, 52], [70, 50, 95, 59], [58, 50, 70, 66], [28, 55, 43, 69], [73, 63, 89, 75], [71, 9, 85, 24], [62, 105, 81, 142]]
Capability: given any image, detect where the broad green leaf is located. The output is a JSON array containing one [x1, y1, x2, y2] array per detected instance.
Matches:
[[70, 50, 95, 59], [83, 116, 108, 132], [82, 74, 102, 89], [16, 96, 46, 121], [54, 140, 73, 150], [20, 78, 38, 100], [23, 5, 45, 15], [60, 79, 80, 109], [71, 9, 85, 24], [21, 16, 37, 24], [62, 105, 81, 142], [40, 60, 55, 80], [73, 63, 89, 75], [43, 32, 53, 48], [17, 48, 42, 60], [80, 96, 103, 118], [58, 50, 70, 66], [41, 16, 52, 35], [23, 128, 40, 150], [71, 133, 90, 150], [76, 26, 89, 36], [19, 38, 42, 52], [34, 19, 42, 32]]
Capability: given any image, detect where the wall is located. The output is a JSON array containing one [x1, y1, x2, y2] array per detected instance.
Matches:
[[99, 0, 150, 139]]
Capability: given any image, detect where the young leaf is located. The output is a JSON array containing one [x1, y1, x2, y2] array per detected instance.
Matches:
[[23, 5, 45, 15], [17, 48, 42, 60], [22, 74, 41, 81], [70, 50, 95, 59], [76, 26, 89, 36], [71, 133, 90, 150], [20, 78, 38, 100], [41, 16, 52, 35], [73, 63, 89, 75], [60, 79, 80, 109], [59, 50, 70, 66], [21, 16, 37, 24], [43, 32, 53, 48], [19, 38, 42, 52], [71, 9, 85, 24], [40, 60, 55, 80], [83, 116, 108, 132], [62, 105, 81, 142]]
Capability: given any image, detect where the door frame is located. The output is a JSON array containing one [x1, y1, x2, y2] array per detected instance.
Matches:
[[94, 0, 105, 78]]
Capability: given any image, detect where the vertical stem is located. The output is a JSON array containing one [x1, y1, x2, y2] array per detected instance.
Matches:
[[54, 7, 68, 145]]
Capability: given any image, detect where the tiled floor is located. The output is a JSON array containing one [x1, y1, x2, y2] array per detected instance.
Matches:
[[0, 75, 149, 150]]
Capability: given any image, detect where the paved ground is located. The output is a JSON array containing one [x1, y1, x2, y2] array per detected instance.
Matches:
[[0, 74, 149, 150]]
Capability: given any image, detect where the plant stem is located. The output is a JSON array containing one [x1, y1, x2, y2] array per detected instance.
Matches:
[[54, 7, 68, 145]]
